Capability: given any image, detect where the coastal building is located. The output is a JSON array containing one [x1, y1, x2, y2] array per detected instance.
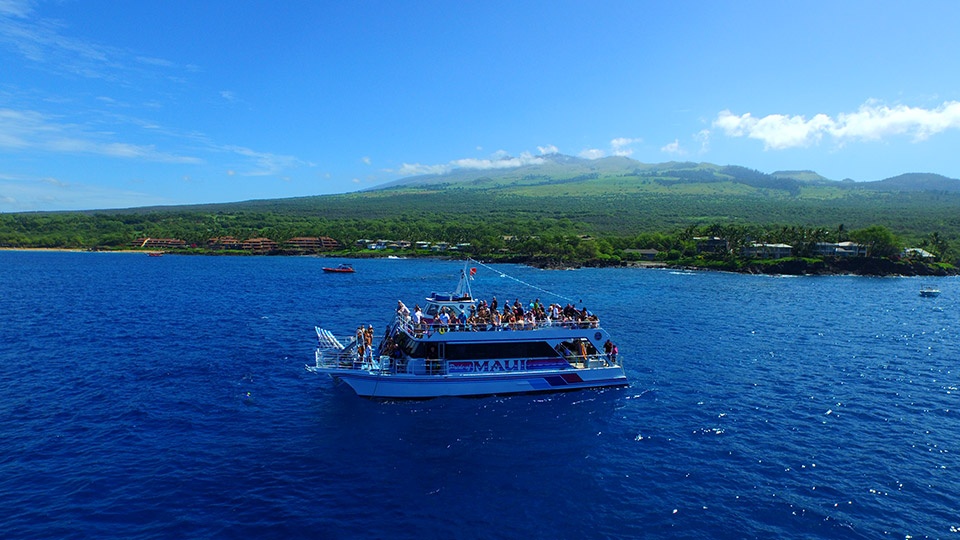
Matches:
[[242, 237, 279, 253], [131, 237, 187, 249], [741, 243, 793, 259], [695, 237, 729, 254], [285, 237, 340, 252], [902, 247, 935, 259], [207, 236, 243, 250], [624, 248, 659, 261], [813, 242, 867, 257]]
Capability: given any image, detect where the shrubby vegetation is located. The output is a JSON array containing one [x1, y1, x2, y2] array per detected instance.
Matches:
[[1, 172, 957, 273]]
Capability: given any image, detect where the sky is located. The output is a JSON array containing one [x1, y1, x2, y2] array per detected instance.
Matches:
[[3, 0, 960, 212]]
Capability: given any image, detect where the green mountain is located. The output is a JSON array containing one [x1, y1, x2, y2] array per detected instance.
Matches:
[[384, 154, 960, 193], [862, 173, 960, 193], [5, 154, 959, 251]]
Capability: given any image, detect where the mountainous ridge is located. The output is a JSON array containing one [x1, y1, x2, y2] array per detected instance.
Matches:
[[26, 155, 960, 241], [379, 154, 960, 195]]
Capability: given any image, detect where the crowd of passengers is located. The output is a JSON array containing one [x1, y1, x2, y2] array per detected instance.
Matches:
[[395, 297, 599, 332]]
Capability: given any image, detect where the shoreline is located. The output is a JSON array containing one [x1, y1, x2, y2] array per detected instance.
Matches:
[[0, 247, 149, 254], [1, 247, 956, 277]]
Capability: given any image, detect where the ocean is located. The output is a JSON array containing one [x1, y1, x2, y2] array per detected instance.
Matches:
[[1, 251, 957, 539]]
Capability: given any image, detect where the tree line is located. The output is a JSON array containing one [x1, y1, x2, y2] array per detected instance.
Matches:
[[0, 211, 953, 266]]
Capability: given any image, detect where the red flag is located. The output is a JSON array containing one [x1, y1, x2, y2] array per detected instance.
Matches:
[[469, 267, 477, 276]]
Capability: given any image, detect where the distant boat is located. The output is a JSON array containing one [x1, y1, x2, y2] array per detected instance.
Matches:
[[322, 263, 355, 273], [147, 252, 164, 257], [919, 284, 941, 297]]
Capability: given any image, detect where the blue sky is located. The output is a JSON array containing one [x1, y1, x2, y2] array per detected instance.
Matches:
[[3, 0, 960, 211]]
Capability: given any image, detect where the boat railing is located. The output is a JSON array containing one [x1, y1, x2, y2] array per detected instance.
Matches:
[[314, 347, 619, 375], [315, 348, 360, 369], [392, 314, 600, 338], [589, 353, 620, 368]]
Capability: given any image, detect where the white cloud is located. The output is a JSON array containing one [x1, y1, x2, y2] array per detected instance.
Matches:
[[578, 138, 641, 159], [398, 163, 449, 176], [0, 2, 184, 82], [611, 137, 641, 156], [0, 171, 169, 212], [0, 0, 34, 18], [660, 139, 684, 155], [361, 156, 372, 165], [398, 151, 546, 176], [537, 144, 558, 155], [832, 100, 960, 142], [695, 129, 711, 153], [714, 110, 832, 149], [0, 107, 202, 163], [713, 100, 960, 150], [222, 145, 306, 176]]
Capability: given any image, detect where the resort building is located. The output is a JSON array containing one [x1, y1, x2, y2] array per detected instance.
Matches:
[[131, 237, 187, 249], [812, 242, 868, 257], [902, 247, 935, 259], [741, 243, 793, 259], [695, 237, 729, 254], [623, 248, 660, 261], [285, 236, 340, 252], [207, 236, 243, 250], [241, 237, 279, 253]]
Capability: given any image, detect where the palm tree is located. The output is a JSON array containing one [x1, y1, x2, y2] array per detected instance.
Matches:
[[928, 232, 949, 261]]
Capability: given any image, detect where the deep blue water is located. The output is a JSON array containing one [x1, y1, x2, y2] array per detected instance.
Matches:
[[1, 252, 958, 539]]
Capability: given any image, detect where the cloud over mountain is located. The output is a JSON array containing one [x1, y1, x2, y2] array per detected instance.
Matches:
[[714, 100, 960, 150]]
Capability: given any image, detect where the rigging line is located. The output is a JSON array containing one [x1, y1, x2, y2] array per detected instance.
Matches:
[[467, 258, 578, 304]]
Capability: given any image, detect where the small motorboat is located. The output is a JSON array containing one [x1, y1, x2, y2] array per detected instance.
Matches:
[[919, 284, 941, 297], [322, 264, 355, 273]]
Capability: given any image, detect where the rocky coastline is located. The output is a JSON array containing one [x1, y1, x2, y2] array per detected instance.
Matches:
[[520, 255, 958, 276]]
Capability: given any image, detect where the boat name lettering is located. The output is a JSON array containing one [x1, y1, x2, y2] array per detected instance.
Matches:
[[448, 359, 526, 373]]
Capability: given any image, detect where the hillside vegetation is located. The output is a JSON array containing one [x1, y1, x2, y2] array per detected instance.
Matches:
[[2, 155, 959, 268]]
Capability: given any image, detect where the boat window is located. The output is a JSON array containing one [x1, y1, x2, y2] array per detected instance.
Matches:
[[444, 341, 560, 360], [393, 332, 416, 356], [404, 340, 438, 359]]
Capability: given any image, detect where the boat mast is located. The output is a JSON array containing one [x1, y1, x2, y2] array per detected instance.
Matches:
[[454, 263, 474, 299]]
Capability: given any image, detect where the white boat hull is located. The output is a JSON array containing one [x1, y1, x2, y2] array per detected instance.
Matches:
[[313, 365, 627, 398]]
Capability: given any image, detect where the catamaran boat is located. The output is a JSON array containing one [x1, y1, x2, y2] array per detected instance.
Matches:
[[307, 263, 628, 398]]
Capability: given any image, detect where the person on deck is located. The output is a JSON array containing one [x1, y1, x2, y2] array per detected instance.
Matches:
[[364, 325, 374, 362], [491, 309, 502, 330], [437, 308, 451, 333], [413, 305, 423, 333]]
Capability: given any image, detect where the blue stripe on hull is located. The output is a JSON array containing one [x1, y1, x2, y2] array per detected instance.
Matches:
[[329, 368, 627, 398]]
